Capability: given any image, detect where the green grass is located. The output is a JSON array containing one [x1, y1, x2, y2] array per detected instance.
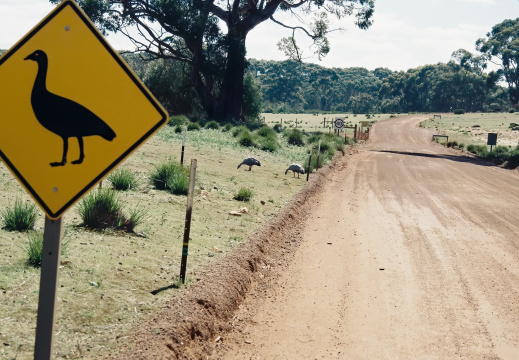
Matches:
[[78, 188, 123, 229], [1, 198, 38, 231], [108, 168, 139, 191], [234, 187, 254, 202]]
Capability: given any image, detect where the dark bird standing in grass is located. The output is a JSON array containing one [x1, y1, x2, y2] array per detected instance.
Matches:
[[237, 157, 261, 171], [24, 49, 116, 167], [285, 163, 305, 178]]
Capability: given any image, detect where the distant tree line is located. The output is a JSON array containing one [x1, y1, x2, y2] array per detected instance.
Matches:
[[248, 53, 511, 114]]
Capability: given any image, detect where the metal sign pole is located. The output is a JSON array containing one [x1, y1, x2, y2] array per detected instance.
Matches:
[[34, 216, 64, 360], [180, 159, 197, 283]]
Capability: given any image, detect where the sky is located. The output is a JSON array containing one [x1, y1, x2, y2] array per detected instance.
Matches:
[[0, 0, 518, 72]]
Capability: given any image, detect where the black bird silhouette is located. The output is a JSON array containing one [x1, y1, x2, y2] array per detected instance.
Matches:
[[285, 163, 305, 178], [24, 50, 116, 167], [237, 157, 261, 171]]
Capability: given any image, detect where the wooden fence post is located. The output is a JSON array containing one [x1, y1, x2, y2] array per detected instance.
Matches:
[[180, 159, 197, 284]]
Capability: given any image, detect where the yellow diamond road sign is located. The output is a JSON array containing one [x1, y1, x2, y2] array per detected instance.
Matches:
[[0, 0, 168, 219]]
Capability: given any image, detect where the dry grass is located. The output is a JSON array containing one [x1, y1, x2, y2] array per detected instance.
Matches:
[[0, 123, 324, 359], [421, 112, 519, 147], [262, 113, 387, 135]]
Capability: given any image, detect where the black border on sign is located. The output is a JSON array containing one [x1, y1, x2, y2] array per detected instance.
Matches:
[[0, 0, 168, 219]]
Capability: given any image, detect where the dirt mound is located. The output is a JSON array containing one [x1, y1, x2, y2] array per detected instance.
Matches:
[[107, 152, 349, 359]]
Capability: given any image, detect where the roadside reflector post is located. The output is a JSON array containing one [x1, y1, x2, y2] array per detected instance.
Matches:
[[180, 159, 197, 284], [316, 139, 321, 170], [306, 147, 313, 182], [34, 216, 64, 360], [354, 124, 357, 141], [181, 127, 186, 165]]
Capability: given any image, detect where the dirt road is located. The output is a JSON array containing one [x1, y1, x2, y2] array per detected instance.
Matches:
[[217, 115, 519, 359]]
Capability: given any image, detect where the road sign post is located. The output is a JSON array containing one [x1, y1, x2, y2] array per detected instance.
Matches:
[[34, 216, 64, 360]]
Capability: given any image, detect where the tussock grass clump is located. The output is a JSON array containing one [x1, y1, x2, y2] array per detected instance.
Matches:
[[1, 199, 38, 232], [108, 168, 138, 191], [78, 189, 145, 231], [234, 187, 253, 202], [23, 231, 69, 267], [24, 231, 44, 267], [166, 167, 190, 195], [151, 161, 190, 195], [256, 125, 277, 138], [151, 162, 179, 190], [78, 189, 124, 229]]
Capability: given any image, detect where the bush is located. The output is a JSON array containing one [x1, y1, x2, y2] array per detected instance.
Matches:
[[234, 187, 253, 202], [509, 108, 516, 113], [273, 124, 283, 133], [238, 130, 256, 147], [232, 125, 248, 137], [222, 123, 233, 132], [205, 120, 220, 130], [286, 129, 305, 146], [454, 109, 465, 115], [78, 189, 123, 229], [187, 122, 201, 131], [168, 115, 188, 127], [108, 168, 138, 191], [174, 125, 183, 133], [256, 125, 277, 138], [259, 137, 279, 152], [1, 199, 38, 232]]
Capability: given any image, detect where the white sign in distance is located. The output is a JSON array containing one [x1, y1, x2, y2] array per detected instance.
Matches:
[[334, 117, 345, 130]]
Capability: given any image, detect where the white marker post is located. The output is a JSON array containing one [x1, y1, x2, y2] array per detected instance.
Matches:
[[34, 216, 64, 360]]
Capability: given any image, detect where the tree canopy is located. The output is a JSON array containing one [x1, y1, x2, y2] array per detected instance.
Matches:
[[477, 18, 519, 106], [50, 0, 374, 122]]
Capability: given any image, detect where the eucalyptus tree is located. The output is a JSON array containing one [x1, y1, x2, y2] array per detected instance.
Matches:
[[51, 0, 374, 122], [476, 18, 519, 106]]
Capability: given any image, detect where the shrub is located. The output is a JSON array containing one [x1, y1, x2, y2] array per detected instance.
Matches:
[[168, 115, 188, 127], [509, 108, 516, 113], [238, 130, 256, 147], [222, 123, 233, 132], [256, 125, 277, 138], [259, 137, 279, 152], [234, 187, 253, 202], [453, 109, 465, 115], [205, 120, 220, 130], [232, 125, 248, 137], [1, 199, 38, 232], [286, 129, 305, 146], [273, 124, 283, 133], [108, 168, 138, 191], [187, 122, 201, 131], [174, 125, 183, 133], [78, 189, 123, 229]]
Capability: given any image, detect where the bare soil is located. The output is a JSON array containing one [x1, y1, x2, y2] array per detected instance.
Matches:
[[110, 114, 519, 359]]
